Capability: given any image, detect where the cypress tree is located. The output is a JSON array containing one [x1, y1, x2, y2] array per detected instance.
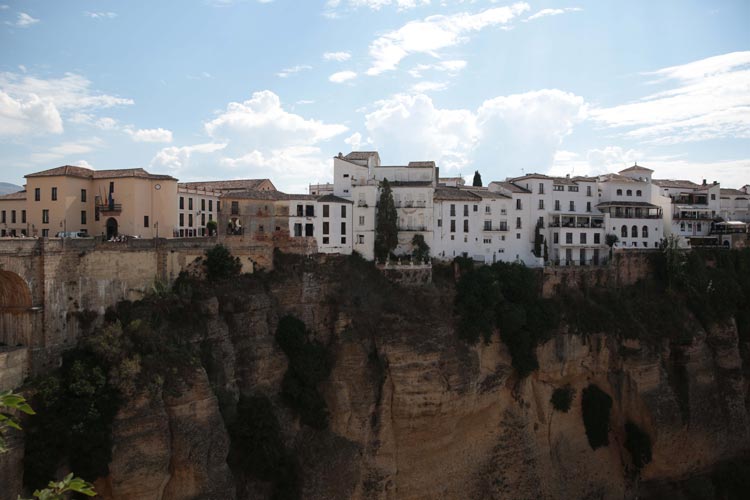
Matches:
[[375, 179, 398, 262], [472, 170, 483, 187]]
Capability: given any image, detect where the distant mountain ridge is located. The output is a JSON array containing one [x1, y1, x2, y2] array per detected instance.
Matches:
[[0, 182, 23, 195]]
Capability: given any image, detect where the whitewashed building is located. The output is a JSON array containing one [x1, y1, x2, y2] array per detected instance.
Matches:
[[720, 187, 749, 222], [653, 178, 721, 247]]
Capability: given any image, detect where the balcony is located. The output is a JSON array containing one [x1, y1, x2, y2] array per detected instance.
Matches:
[[97, 201, 122, 214], [357, 200, 368, 207], [398, 226, 427, 232], [482, 225, 509, 232]]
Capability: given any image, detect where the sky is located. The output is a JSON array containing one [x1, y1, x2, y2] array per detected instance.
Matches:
[[0, 0, 748, 193]]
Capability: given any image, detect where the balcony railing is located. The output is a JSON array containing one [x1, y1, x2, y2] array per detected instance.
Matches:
[[97, 202, 122, 213]]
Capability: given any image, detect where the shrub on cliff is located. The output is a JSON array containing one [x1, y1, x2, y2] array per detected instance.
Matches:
[[624, 421, 652, 470], [204, 244, 241, 280], [276, 315, 332, 429], [581, 384, 612, 450], [551, 386, 574, 412]]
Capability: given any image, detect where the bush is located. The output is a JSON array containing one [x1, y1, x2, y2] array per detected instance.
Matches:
[[551, 386, 574, 412], [204, 244, 241, 280], [275, 315, 332, 429], [624, 421, 652, 470], [581, 384, 612, 450]]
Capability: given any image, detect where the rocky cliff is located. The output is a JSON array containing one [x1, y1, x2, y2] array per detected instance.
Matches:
[[6, 251, 750, 499]]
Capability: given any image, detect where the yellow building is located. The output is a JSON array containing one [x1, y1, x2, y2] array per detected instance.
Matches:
[[0, 165, 178, 239]]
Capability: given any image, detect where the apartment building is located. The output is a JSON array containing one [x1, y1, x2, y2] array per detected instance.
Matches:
[[288, 194, 353, 254], [0, 166, 178, 239], [652, 178, 721, 247], [720, 187, 749, 222]]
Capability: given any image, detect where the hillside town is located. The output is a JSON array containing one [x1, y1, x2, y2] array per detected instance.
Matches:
[[0, 151, 748, 267]]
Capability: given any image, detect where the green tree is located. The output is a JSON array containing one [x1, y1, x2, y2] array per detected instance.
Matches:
[[204, 244, 241, 280], [411, 234, 430, 263], [605, 233, 619, 261], [0, 390, 34, 453], [533, 219, 544, 258], [20, 473, 96, 500], [206, 219, 218, 236], [374, 179, 398, 262], [472, 170, 482, 187]]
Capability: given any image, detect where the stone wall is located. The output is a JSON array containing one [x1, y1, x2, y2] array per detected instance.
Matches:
[[0, 347, 28, 391]]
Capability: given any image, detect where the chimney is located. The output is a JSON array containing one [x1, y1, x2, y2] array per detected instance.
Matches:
[[713, 181, 718, 185], [566, 174, 570, 179], [702, 179, 707, 186], [338, 152, 343, 158]]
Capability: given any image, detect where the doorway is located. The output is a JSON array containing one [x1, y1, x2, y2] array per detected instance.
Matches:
[[106, 218, 118, 239]]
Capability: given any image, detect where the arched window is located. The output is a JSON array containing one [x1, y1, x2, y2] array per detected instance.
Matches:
[[626, 189, 633, 196], [642, 225, 648, 238], [636, 190, 642, 197], [631, 225, 638, 238], [617, 189, 623, 196], [621, 225, 627, 238]]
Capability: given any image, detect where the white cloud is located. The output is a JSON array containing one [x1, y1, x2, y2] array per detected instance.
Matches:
[[408, 59, 466, 78], [30, 138, 104, 164], [410, 81, 449, 92], [363, 89, 585, 175], [0, 5, 9, 10], [126, 127, 173, 143], [85, 11, 117, 19], [329, 70, 357, 83], [366, 3, 529, 75], [589, 51, 750, 144], [13, 12, 39, 27], [326, 0, 430, 11], [74, 159, 94, 170], [151, 143, 227, 171], [525, 7, 581, 22], [0, 71, 133, 135], [205, 90, 347, 147], [323, 51, 352, 62], [276, 65, 312, 78], [344, 132, 363, 150], [0, 91, 62, 136]]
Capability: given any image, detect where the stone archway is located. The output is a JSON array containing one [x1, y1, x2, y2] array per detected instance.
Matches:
[[0, 270, 33, 346], [107, 218, 119, 239]]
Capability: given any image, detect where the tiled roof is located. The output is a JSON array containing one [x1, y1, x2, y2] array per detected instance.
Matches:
[[552, 177, 577, 185], [407, 161, 436, 168], [179, 179, 275, 191], [343, 151, 380, 161], [316, 194, 353, 204], [491, 181, 531, 193], [653, 179, 702, 189], [598, 173, 646, 184], [434, 187, 481, 201], [464, 188, 510, 199], [389, 181, 433, 187], [25, 165, 176, 181], [222, 189, 294, 201], [720, 188, 747, 196], [619, 164, 654, 173], [508, 173, 552, 182], [0, 190, 26, 200]]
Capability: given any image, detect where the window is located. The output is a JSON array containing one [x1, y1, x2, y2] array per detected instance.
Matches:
[[42, 229, 49, 237], [201, 213, 206, 226], [485, 205, 491, 214], [631, 225, 638, 237], [305, 205, 314, 216], [217, 201, 221, 212], [437, 219, 442, 227], [0, 211, 4, 223], [473, 204, 478, 212], [484, 238, 491, 244], [180, 197, 184, 209], [501, 208, 507, 215], [305, 224, 314, 236], [357, 235, 364, 244], [626, 190, 632, 197], [143, 215, 149, 228], [484, 220, 492, 231], [516, 199, 522, 210], [81, 211, 86, 225], [51, 187, 57, 201], [580, 233, 587, 244], [81, 189, 87, 202], [553, 185, 564, 191], [569, 201, 575, 211], [499, 222, 508, 231], [621, 225, 627, 238], [450, 204, 456, 216], [21, 210, 26, 223], [642, 226, 648, 238], [711, 194, 716, 200], [568, 186, 578, 192], [464, 205, 469, 216], [10, 210, 15, 224], [341, 237, 346, 244], [42, 209, 49, 224], [553, 232, 559, 244], [463, 220, 469, 233], [516, 217, 522, 229], [594, 233, 600, 244], [109, 182, 114, 194], [209, 200, 213, 212], [566, 233, 573, 244], [343, 173, 349, 178], [34, 188, 40, 201], [323, 205, 330, 217], [341, 222, 346, 235], [341, 205, 346, 217], [231, 201, 239, 215], [516, 233, 521, 239], [294, 224, 302, 237], [188, 214, 193, 227], [359, 216, 365, 226], [538, 200, 544, 210], [323, 222, 329, 235], [179, 213, 184, 226], [697, 223, 702, 232], [188, 198, 193, 210], [636, 190, 642, 197], [450, 220, 456, 233], [538, 183, 545, 194], [587, 186, 592, 196], [554, 200, 560, 211], [586, 202, 591, 212], [617, 189, 623, 196], [323, 237, 329, 244]]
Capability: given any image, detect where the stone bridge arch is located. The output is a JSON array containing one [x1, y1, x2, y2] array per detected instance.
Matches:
[[0, 270, 36, 347]]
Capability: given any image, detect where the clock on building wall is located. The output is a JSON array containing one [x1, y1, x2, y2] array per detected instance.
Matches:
[[154, 184, 161, 190]]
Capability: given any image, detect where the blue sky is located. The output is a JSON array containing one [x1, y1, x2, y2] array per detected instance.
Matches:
[[1, 0, 748, 192]]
